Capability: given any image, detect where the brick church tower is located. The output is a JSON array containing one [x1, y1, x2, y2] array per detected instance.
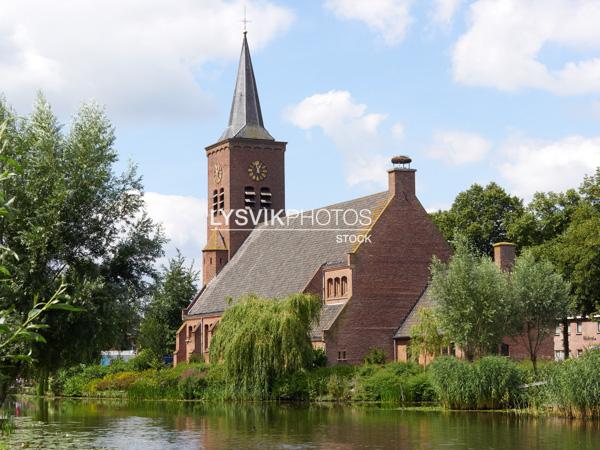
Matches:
[[202, 32, 286, 285]]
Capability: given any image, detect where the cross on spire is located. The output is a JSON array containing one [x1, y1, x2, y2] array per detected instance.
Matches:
[[241, 5, 251, 33]]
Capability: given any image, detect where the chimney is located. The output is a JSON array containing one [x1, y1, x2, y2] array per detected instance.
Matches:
[[388, 155, 416, 197], [493, 242, 516, 272]]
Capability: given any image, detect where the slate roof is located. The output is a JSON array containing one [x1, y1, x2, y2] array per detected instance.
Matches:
[[187, 192, 390, 322], [219, 33, 274, 141], [394, 286, 435, 338]]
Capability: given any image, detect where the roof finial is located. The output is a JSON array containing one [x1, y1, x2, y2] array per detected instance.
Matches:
[[241, 5, 251, 34]]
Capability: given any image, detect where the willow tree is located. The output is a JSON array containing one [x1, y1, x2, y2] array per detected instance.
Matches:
[[209, 293, 321, 399], [409, 307, 450, 364]]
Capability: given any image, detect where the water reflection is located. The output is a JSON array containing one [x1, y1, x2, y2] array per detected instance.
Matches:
[[4, 398, 600, 449]]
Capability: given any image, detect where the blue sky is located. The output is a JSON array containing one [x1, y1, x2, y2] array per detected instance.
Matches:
[[2, 0, 600, 265]]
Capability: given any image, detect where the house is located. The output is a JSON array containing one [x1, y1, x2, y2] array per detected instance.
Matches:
[[554, 316, 600, 360]]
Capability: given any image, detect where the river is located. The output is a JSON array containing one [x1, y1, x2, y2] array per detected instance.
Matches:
[[2, 397, 599, 449]]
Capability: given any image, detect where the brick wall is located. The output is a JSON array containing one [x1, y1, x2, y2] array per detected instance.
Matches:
[[324, 177, 451, 365]]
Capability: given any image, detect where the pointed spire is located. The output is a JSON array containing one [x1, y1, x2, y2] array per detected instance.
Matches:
[[219, 33, 274, 141]]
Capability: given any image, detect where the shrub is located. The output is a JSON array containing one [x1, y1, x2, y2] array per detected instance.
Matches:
[[273, 371, 309, 401], [178, 367, 208, 400], [88, 371, 141, 393], [312, 348, 327, 368], [55, 364, 111, 397], [326, 374, 351, 401], [363, 348, 386, 365], [131, 349, 162, 371], [429, 356, 524, 410], [354, 363, 429, 403], [545, 348, 600, 418]]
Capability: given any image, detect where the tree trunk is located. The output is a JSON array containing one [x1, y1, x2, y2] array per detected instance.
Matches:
[[562, 319, 570, 360]]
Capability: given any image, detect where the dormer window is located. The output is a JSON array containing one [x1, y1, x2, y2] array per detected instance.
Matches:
[[324, 268, 352, 302]]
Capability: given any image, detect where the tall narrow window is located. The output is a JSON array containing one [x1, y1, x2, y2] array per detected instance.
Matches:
[[327, 279, 333, 298], [204, 324, 209, 351], [334, 277, 340, 297], [260, 187, 272, 209], [244, 186, 256, 209], [576, 321, 582, 334], [341, 276, 348, 296], [218, 188, 225, 212], [212, 189, 218, 215], [187, 326, 193, 339]]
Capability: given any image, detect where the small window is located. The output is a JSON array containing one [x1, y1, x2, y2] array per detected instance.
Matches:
[[341, 276, 348, 296], [204, 324, 209, 351], [597, 322, 600, 333], [334, 278, 340, 297], [260, 187, 272, 209], [577, 349, 583, 357], [555, 350, 564, 361], [244, 186, 256, 209], [500, 343, 509, 357], [187, 326, 193, 339], [555, 325, 561, 336], [576, 321, 582, 334], [337, 351, 347, 362]]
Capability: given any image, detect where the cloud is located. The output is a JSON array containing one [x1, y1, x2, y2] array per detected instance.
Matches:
[[286, 90, 391, 187], [453, 0, 600, 95], [0, 0, 293, 121], [498, 136, 600, 199], [324, 0, 413, 45], [431, 0, 462, 25], [144, 192, 206, 268], [391, 122, 405, 140], [426, 130, 492, 165]]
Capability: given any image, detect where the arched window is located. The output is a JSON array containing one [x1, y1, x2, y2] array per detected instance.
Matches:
[[218, 188, 225, 212], [187, 325, 192, 339], [334, 277, 340, 297], [327, 278, 333, 298], [212, 189, 218, 215], [341, 276, 348, 296], [244, 186, 256, 209], [260, 187, 272, 209]]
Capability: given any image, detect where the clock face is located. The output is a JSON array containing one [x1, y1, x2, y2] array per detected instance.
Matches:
[[213, 164, 223, 184], [248, 160, 268, 181]]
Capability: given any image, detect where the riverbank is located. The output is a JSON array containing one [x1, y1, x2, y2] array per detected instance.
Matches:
[[36, 350, 600, 419]]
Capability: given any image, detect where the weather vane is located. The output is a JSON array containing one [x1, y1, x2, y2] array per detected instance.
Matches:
[[241, 5, 251, 34]]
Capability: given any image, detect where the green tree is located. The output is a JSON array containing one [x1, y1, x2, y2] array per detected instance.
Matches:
[[209, 293, 321, 399], [507, 251, 570, 372], [430, 182, 524, 256], [138, 253, 198, 359], [409, 307, 450, 364], [538, 205, 600, 315], [508, 189, 581, 249], [430, 236, 510, 360], [0, 96, 164, 391]]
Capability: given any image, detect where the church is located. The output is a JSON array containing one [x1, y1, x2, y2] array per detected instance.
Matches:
[[173, 33, 451, 366]]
